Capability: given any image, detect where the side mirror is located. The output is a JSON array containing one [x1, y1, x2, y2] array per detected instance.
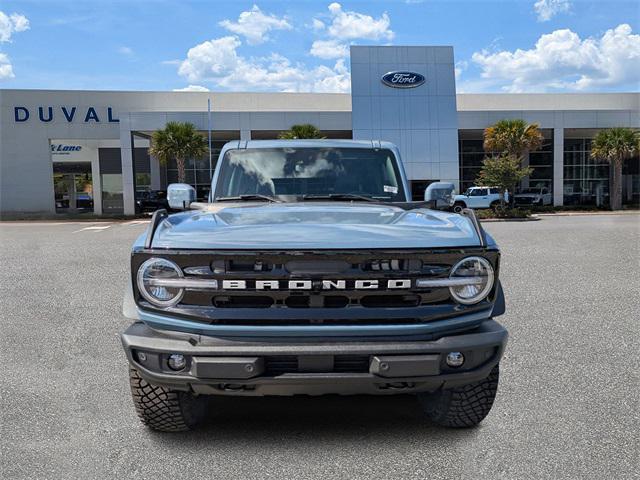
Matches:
[[424, 183, 455, 210], [167, 183, 196, 210]]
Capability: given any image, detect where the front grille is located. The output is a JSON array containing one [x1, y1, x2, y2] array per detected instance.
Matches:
[[175, 250, 457, 310], [360, 294, 421, 308], [134, 248, 499, 326], [213, 296, 274, 308], [264, 355, 370, 375]]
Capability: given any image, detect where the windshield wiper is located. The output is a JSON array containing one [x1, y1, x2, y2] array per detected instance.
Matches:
[[216, 194, 281, 203], [302, 193, 379, 202]]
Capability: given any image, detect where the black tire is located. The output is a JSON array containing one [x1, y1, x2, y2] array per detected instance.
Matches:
[[490, 200, 500, 210], [453, 202, 466, 213], [129, 367, 205, 432], [417, 364, 499, 428]]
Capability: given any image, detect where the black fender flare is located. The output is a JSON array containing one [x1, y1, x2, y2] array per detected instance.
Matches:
[[491, 281, 506, 317]]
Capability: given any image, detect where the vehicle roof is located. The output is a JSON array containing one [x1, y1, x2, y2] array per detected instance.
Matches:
[[224, 139, 397, 150]]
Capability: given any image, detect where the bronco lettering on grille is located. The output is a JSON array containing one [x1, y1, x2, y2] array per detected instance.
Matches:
[[221, 279, 412, 290]]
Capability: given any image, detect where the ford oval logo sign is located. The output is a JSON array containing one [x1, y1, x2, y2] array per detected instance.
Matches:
[[381, 71, 425, 89]]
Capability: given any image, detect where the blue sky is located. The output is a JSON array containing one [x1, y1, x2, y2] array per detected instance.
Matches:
[[0, 0, 638, 93]]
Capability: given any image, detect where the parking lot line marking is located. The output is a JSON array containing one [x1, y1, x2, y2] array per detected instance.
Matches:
[[72, 225, 112, 233], [124, 220, 150, 226]]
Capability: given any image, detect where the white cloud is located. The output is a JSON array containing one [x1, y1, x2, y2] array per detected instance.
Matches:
[[0, 52, 14, 79], [0, 11, 29, 43], [324, 3, 393, 41], [173, 85, 210, 92], [310, 39, 349, 59], [219, 5, 291, 45], [533, 0, 571, 22], [308, 3, 394, 59], [177, 36, 350, 92], [471, 24, 640, 92], [118, 46, 134, 56], [178, 36, 242, 82], [454, 60, 468, 80], [179, 4, 399, 92]]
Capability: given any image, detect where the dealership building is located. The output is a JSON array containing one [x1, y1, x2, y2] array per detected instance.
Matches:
[[1, 45, 638, 216]]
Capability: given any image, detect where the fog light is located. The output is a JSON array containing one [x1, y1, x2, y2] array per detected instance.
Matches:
[[446, 352, 465, 368], [167, 354, 187, 371], [137, 351, 147, 363]]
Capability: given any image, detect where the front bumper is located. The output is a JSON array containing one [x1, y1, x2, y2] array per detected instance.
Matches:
[[121, 319, 508, 396]]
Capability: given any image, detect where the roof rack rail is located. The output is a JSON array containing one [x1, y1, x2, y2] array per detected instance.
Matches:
[[144, 209, 168, 249], [461, 208, 486, 247]]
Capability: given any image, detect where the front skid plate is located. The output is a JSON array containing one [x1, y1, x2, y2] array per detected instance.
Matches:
[[121, 320, 508, 396]]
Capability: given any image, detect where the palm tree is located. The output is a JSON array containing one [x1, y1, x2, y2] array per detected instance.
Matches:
[[590, 128, 640, 210], [483, 119, 544, 159], [148, 122, 208, 184], [278, 124, 325, 139]]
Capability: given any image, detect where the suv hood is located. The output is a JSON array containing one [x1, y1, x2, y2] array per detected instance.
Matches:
[[151, 202, 482, 250]]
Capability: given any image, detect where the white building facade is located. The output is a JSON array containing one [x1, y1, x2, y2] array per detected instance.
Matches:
[[1, 46, 638, 216]]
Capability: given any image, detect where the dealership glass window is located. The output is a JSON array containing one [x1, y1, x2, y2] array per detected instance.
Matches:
[[527, 133, 553, 192], [98, 148, 124, 213], [563, 138, 610, 206], [458, 136, 489, 193], [459, 130, 553, 198], [52, 162, 94, 213], [165, 140, 228, 201], [564, 136, 640, 207], [101, 174, 124, 213], [133, 146, 152, 192]]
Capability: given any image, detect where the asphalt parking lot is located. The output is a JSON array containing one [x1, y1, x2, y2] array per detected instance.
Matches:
[[1, 214, 638, 479]]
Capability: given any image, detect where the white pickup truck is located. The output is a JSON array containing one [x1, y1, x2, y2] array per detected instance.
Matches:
[[514, 187, 552, 206], [452, 187, 507, 212]]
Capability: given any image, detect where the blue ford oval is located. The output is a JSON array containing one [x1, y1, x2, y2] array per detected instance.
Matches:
[[381, 71, 426, 88]]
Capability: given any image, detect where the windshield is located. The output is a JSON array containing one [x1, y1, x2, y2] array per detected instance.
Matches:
[[214, 147, 406, 201]]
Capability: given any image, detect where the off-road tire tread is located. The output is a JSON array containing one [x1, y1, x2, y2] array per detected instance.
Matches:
[[129, 367, 200, 432], [419, 365, 499, 428]]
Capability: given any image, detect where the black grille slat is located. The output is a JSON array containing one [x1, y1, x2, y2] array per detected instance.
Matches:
[[264, 355, 370, 375], [334, 355, 370, 372], [264, 356, 298, 375]]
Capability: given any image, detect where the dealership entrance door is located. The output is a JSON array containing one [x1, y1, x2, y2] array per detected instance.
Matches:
[[53, 162, 94, 213]]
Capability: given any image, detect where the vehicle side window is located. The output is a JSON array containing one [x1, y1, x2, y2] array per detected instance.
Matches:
[[542, 188, 548, 194], [489, 188, 499, 194]]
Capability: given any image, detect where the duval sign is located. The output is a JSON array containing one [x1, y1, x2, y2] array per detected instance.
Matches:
[[381, 71, 425, 89], [14, 106, 119, 123]]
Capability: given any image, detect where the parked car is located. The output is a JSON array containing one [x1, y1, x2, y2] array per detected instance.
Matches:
[[120, 140, 507, 432], [452, 187, 507, 212], [514, 187, 552, 206], [135, 190, 169, 213]]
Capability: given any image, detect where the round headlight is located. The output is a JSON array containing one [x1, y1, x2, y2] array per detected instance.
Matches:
[[449, 256, 494, 305], [137, 258, 184, 307]]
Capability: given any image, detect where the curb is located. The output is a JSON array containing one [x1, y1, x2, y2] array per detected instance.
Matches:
[[534, 211, 639, 217], [479, 217, 540, 222]]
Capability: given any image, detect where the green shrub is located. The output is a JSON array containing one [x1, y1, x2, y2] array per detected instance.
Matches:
[[476, 208, 531, 219]]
